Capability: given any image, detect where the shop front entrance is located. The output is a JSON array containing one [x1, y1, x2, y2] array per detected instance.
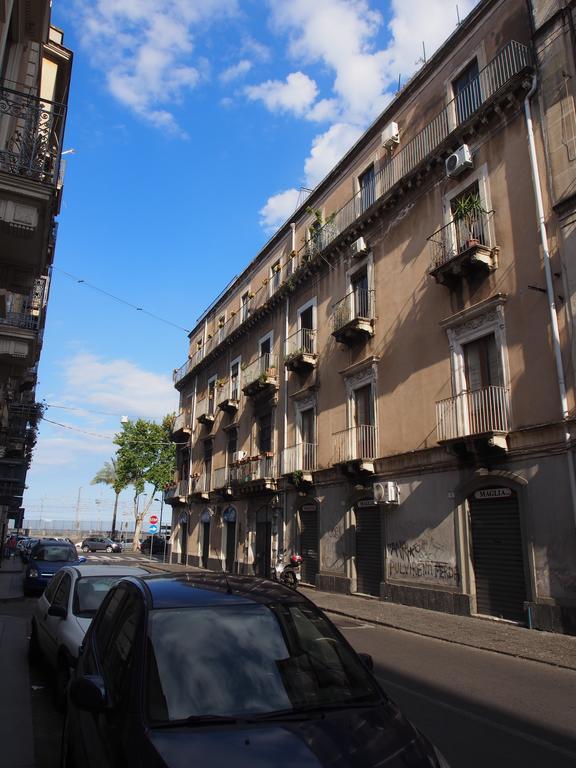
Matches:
[[354, 500, 382, 597], [223, 506, 237, 573], [468, 487, 527, 622], [299, 503, 319, 585]]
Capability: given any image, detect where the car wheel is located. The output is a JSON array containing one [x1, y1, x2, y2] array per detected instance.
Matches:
[[105, 546, 113, 553], [28, 622, 42, 665], [55, 654, 71, 712], [82, 546, 89, 553]]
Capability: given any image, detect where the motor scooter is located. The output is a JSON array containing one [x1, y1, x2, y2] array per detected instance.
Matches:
[[272, 549, 303, 589]]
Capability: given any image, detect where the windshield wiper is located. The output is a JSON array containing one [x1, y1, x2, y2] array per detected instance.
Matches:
[[154, 714, 247, 728], [252, 698, 381, 721]]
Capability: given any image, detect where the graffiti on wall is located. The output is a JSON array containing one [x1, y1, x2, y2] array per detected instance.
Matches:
[[386, 537, 459, 584], [322, 522, 346, 570]]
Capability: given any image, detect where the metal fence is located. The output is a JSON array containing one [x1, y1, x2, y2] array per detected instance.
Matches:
[[436, 385, 510, 442]]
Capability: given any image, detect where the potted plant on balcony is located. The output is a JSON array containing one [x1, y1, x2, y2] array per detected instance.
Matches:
[[452, 193, 486, 251]]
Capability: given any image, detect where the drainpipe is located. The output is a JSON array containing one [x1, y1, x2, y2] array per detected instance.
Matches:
[[283, 293, 290, 552], [524, 75, 576, 527]]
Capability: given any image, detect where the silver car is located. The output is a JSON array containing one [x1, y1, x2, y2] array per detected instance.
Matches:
[[29, 563, 148, 707]]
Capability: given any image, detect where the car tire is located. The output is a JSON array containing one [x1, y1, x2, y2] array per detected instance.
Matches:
[[28, 623, 42, 664], [82, 546, 89, 553], [105, 546, 113, 553], [55, 653, 71, 712]]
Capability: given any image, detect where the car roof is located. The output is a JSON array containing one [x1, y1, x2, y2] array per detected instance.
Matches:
[[63, 564, 151, 578], [128, 572, 309, 610]]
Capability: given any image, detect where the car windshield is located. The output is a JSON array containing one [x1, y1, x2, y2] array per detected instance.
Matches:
[[73, 576, 125, 617], [32, 546, 77, 562], [146, 602, 380, 724]]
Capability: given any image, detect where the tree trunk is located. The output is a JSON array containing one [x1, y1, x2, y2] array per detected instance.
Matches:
[[111, 492, 120, 539], [133, 515, 144, 552]]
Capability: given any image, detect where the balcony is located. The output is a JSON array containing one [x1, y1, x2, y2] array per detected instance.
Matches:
[[230, 455, 277, 494], [0, 85, 67, 188], [171, 411, 192, 441], [0, 278, 47, 364], [190, 472, 211, 500], [212, 466, 233, 496], [242, 354, 279, 398], [428, 210, 497, 283], [285, 329, 317, 373], [332, 425, 378, 474], [436, 385, 510, 451], [281, 443, 317, 484], [164, 478, 189, 505], [196, 396, 216, 427], [217, 379, 241, 414], [331, 289, 375, 344]]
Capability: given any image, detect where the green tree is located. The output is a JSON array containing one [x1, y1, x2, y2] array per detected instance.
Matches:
[[90, 458, 126, 540], [114, 415, 176, 551]]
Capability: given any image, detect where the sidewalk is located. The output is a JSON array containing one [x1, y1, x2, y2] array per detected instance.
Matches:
[[0, 556, 24, 599], [301, 586, 576, 671]]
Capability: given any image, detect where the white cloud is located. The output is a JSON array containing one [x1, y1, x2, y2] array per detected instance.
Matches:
[[304, 123, 364, 188], [259, 188, 301, 232], [246, 72, 318, 117], [220, 59, 252, 83], [73, 0, 239, 133]]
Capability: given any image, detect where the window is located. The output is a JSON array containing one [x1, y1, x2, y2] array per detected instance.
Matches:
[[230, 360, 240, 400], [463, 334, 502, 390], [351, 270, 370, 318], [270, 260, 281, 294], [227, 429, 238, 465], [241, 292, 250, 322], [359, 164, 375, 214], [298, 304, 315, 354], [94, 585, 129, 657], [44, 571, 64, 603], [453, 58, 481, 123], [101, 597, 142, 703], [299, 408, 315, 471], [207, 376, 216, 416], [52, 574, 72, 609], [450, 181, 487, 252], [258, 412, 273, 454], [217, 314, 226, 342]]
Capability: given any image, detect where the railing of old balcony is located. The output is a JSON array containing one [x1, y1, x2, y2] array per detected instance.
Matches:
[[281, 443, 317, 474], [242, 353, 278, 389], [0, 85, 67, 186], [332, 425, 379, 464], [285, 328, 316, 358], [331, 289, 375, 333], [428, 210, 494, 271], [436, 385, 510, 442], [172, 411, 191, 433], [212, 466, 230, 489], [230, 455, 277, 484]]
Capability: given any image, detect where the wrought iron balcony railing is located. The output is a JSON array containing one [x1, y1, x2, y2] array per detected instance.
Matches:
[[172, 411, 192, 434], [230, 455, 277, 484], [0, 85, 67, 187], [281, 443, 317, 474], [242, 353, 279, 391], [427, 210, 494, 272], [0, 277, 47, 332], [285, 328, 316, 358], [217, 377, 241, 405], [212, 466, 231, 490], [436, 385, 510, 442], [331, 289, 375, 334], [332, 425, 379, 464]]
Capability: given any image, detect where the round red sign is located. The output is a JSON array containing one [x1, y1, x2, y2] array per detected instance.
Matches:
[[149, 515, 159, 524]]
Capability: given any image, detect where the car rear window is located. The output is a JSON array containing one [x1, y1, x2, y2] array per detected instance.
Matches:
[[32, 546, 77, 562], [73, 576, 126, 617]]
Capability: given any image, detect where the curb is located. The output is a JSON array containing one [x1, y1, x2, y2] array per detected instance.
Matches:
[[319, 605, 576, 672]]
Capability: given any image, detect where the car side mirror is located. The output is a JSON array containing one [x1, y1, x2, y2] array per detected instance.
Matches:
[[70, 675, 107, 713], [47, 605, 67, 619], [78, 556, 87, 563], [358, 652, 374, 671]]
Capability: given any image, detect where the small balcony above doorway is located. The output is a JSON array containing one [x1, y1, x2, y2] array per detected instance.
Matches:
[[436, 385, 510, 452], [428, 209, 498, 284], [332, 425, 378, 475], [217, 379, 240, 414], [171, 411, 192, 442], [242, 354, 279, 398], [196, 396, 216, 427], [331, 289, 375, 345], [284, 328, 317, 373], [281, 443, 317, 485], [229, 455, 277, 494]]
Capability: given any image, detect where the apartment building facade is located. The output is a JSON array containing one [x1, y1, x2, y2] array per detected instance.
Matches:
[[167, 0, 576, 633], [0, 1, 72, 544]]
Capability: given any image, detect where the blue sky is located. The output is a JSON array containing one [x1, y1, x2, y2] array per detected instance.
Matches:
[[24, 0, 478, 524]]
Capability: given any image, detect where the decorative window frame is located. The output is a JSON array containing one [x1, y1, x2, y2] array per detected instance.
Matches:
[[342, 358, 379, 430], [294, 394, 316, 445], [440, 294, 509, 398], [345, 249, 374, 295]]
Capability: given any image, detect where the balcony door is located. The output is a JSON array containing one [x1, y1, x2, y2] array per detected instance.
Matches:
[[203, 440, 213, 492], [453, 58, 481, 123], [299, 408, 315, 471], [353, 384, 374, 459], [359, 164, 375, 214], [299, 305, 314, 353], [463, 334, 504, 435], [351, 270, 369, 319]]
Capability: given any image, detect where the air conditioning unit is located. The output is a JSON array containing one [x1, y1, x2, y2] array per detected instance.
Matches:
[[381, 121, 400, 148], [445, 144, 473, 177], [374, 481, 400, 505], [233, 450, 247, 463], [350, 237, 367, 257]]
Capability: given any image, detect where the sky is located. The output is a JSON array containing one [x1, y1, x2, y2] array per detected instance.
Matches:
[[24, 0, 479, 525]]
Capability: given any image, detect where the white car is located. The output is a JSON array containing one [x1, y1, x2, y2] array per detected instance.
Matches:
[[29, 563, 148, 707]]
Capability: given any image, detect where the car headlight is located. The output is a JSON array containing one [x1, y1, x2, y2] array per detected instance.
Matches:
[[27, 568, 39, 578]]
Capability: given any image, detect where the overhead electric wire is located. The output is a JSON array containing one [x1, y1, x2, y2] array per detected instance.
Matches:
[[41, 417, 189, 446], [52, 266, 191, 333]]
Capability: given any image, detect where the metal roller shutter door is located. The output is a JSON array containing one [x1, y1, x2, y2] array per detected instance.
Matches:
[[469, 494, 526, 623], [355, 508, 382, 597], [300, 510, 319, 585]]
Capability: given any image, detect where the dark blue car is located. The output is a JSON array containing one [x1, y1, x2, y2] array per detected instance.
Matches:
[[23, 542, 85, 596], [63, 573, 449, 768]]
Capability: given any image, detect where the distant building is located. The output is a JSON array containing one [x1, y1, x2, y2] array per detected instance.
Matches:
[[167, 0, 576, 634], [0, 2, 72, 544]]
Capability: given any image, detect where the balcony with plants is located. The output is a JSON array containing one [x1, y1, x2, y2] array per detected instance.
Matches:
[[331, 289, 375, 344], [281, 443, 317, 485], [242, 353, 279, 398], [428, 197, 497, 283], [196, 394, 216, 427], [190, 471, 211, 500], [436, 385, 510, 452], [171, 410, 192, 441], [284, 328, 317, 373], [332, 425, 379, 475], [229, 454, 277, 494], [217, 377, 240, 414]]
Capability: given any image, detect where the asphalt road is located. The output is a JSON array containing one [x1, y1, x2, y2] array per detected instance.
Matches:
[[4, 554, 576, 768]]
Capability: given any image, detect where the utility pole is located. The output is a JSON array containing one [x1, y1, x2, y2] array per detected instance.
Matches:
[[74, 486, 82, 533]]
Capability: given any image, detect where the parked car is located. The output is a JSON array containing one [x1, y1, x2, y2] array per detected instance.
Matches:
[[20, 537, 57, 563], [63, 573, 449, 768], [29, 563, 149, 707], [80, 537, 122, 553], [139, 535, 168, 555], [23, 542, 85, 596]]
